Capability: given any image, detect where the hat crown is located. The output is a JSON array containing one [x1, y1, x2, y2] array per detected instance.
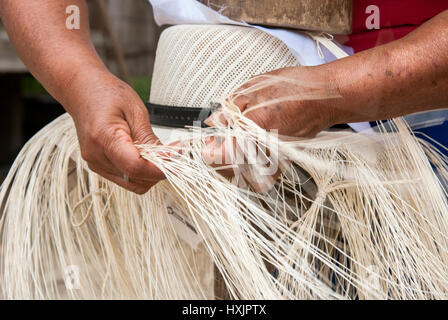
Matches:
[[150, 24, 299, 108]]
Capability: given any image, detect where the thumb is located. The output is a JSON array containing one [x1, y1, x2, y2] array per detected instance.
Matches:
[[127, 105, 161, 146], [204, 94, 251, 127], [115, 105, 165, 180]]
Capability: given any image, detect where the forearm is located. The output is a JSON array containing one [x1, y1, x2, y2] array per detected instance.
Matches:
[[1, 0, 164, 192], [0, 0, 108, 114], [326, 10, 448, 124]]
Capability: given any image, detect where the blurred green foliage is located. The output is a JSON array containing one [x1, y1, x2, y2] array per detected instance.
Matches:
[[21, 74, 152, 102], [21, 75, 47, 96], [131, 76, 151, 102]]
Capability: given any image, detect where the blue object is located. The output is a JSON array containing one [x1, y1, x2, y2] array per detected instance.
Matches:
[[416, 121, 448, 157]]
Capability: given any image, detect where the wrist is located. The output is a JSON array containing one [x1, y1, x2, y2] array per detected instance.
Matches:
[[61, 65, 114, 118], [318, 60, 376, 125], [308, 64, 349, 127]]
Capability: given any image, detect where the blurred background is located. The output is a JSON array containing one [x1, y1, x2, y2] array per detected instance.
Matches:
[[0, 0, 161, 183]]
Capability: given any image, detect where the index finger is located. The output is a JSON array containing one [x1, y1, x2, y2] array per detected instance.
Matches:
[[105, 128, 165, 182]]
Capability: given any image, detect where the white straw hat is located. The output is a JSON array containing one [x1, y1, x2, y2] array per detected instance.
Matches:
[[148, 24, 300, 143]]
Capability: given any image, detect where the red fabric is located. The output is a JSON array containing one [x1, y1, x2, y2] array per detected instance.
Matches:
[[345, 1, 448, 52]]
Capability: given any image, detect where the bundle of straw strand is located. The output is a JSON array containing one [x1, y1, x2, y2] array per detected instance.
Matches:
[[1, 83, 448, 299]]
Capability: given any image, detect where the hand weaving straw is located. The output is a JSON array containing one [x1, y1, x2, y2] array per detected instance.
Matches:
[[1, 25, 448, 299]]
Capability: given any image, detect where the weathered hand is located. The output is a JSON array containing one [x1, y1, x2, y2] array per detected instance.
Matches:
[[66, 70, 164, 194], [205, 66, 339, 137], [202, 66, 339, 192]]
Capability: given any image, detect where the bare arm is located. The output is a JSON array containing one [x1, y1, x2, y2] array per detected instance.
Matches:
[[206, 10, 448, 137], [0, 0, 102, 105], [0, 0, 164, 193], [330, 9, 448, 124]]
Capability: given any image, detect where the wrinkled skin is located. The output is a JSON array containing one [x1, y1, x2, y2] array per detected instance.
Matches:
[[1, 0, 163, 194], [206, 10, 448, 135], [204, 10, 448, 191], [1, 0, 447, 193], [69, 69, 164, 194]]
